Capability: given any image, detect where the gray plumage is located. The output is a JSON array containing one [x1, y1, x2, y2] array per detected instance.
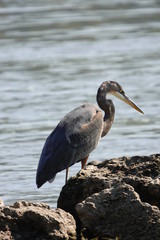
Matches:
[[36, 104, 103, 188]]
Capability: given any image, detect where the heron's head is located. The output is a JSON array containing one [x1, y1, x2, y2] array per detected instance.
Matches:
[[104, 81, 144, 114]]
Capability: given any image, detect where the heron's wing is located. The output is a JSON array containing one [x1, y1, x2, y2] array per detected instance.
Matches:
[[36, 125, 75, 187], [36, 104, 103, 187], [68, 108, 103, 165]]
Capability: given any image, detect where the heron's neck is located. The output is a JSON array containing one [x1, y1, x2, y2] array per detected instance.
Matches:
[[96, 85, 115, 138]]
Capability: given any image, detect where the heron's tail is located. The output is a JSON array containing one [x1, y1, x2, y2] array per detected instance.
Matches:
[[36, 172, 45, 188], [36, 171, 56, 188]]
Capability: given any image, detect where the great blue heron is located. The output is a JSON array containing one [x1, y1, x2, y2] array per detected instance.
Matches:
[[36, 81, 143, 188]]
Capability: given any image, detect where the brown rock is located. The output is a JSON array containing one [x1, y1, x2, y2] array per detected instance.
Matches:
[[58, 154, 160, 239], [76, 183, 160, 240], [58, 154, 160, 212], [0, 200, 76, 240], [1, 154, 160, 240]]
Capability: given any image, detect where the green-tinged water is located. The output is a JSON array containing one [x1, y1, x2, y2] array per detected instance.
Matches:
[[0, 0, 160, 207]]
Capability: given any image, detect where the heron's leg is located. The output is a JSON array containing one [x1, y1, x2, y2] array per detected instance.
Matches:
[[65, 167, 69, 184], [81, 156, 89, 169]]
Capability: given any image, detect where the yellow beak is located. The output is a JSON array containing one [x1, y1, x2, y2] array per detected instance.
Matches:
[[111, 91, 144, 114]]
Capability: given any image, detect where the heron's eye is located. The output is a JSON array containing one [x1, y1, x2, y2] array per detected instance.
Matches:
[[119, 89, 124, 94]]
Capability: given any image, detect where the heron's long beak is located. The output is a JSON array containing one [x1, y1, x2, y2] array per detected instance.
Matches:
[[112, 91, 144, 114]]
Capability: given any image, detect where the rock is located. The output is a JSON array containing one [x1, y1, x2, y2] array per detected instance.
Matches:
[[1, 154, 160, 240], [76, 183, 160, 240], [0, 200, 76, 240], [58, 154, 160, 239]]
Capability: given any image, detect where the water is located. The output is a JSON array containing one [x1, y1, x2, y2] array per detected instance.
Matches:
[[0, 0, 160, 208]]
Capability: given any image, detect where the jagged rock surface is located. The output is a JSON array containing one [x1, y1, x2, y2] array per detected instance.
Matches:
[[76, 183, 160, 240], [1, 154, 160, 240], [58, 154, 160, 239], [0, 200, 76, 240]]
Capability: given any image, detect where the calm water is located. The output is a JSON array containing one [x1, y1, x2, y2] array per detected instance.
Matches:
[[0, 0, 160, 208]]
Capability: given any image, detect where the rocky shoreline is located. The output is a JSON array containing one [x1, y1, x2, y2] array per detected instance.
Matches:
[[0, 154, 160, 240]]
